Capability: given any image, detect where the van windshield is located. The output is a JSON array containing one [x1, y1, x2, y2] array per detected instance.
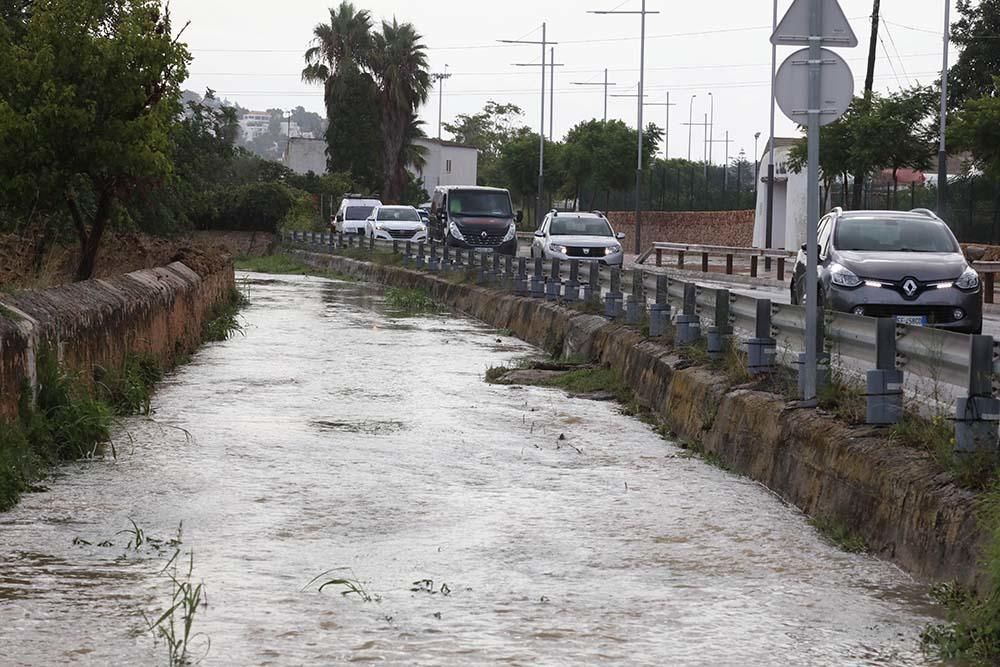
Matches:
[[834, 217, 959, 253], [345, 206, 375, 220], [448, 191, 512, 218]]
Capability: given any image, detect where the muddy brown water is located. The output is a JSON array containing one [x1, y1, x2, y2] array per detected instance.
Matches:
[[0, 273, 947, 665]]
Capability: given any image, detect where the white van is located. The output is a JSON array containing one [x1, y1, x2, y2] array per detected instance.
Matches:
[[335, 195, 383, 235]]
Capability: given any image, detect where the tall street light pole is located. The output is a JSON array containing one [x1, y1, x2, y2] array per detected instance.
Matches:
[[641, 93, 675, 159], [550, 47, 556, 140], [708, 92, 715, 165], [571, 69, 618, 122], [589, 1, 659, 255], [765, 0, 777, 257], [754, 131, 761, 198], [687, 94, 697, 160], [431, 66, 451, 140], [937, 0, 951, 215], [501, 24, 559, 227]]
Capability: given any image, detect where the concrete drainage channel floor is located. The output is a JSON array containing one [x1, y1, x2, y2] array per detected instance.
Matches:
[[0, 272, 944, 665]]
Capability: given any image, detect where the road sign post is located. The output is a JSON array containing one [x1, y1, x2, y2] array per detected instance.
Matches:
[[771, 0, 856, 403]]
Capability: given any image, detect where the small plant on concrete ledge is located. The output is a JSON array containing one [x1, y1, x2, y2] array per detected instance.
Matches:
[[203, 288, 249, 342]]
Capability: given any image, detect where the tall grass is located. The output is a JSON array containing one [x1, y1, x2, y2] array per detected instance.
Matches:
[[383, 287, 437, 313], [202, 287, 249, 342]]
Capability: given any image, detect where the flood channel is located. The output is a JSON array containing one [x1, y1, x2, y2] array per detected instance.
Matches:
[[0, 272, 946, 665]]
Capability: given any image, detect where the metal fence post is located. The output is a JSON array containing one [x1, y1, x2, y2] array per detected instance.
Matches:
[[368, 234, 375, 252], [403, 240, 412, 266], [392, 239, 399, 256], [583, 262, 600, 304], [530, 257, 545, 297], [747, 299, 776, 374], [337, 232, 344, 248], [416, 241, 426, 269], [625, 271, 645, 325], [605, 267, 624, 318], [648, 275, 671, 337], [546, 258, 561, 301], [674, 282, 701, 345], [866, 318, 904, 425], [428, 241, 440, 272], [954, 335, 1000, 455], [503, 254, 514, 290], [564, 260, 580, 303], [515, 257, 528, 295], [706, 289, 731, 359]]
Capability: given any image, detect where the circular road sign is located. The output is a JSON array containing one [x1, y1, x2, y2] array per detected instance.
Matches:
[[774, 47, 854, 127]]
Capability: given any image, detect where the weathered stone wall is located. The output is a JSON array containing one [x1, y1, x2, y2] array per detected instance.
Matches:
[[289, 247, 986, 592], [607, 210, 755, 249], [0, 261, 234, 420]]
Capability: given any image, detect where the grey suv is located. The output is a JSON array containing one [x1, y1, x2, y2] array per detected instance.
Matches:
[[790, 208, 982, 334]]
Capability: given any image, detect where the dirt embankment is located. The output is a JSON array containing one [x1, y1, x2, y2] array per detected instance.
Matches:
[[0, 231, 270, 289]]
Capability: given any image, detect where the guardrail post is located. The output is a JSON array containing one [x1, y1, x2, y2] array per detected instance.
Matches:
[[403, 240, 412, 266], [954, 335, 1000, 455], [707, 289, 732, 360], [777, 257, 785, 282], [530, 257, 545, 297], [583, 262, 600, 304], [564, 260, 580, 302], [725, 254, 733, 275], [605, 267, 624, 318], [677, 250, 685, 270], [368, 234, 375, 252], [491, 252, 502, 286], [337, 232, 344, 248], [750, 255, 759, 278], [866, 318, 904, 425], [503, 255, 513, 290], [674, 282, 701, 345], [428, 241, 440, 272], [985, 272, 995, 305], [392, 239, 399, 256], [656, 248, 663, 267], [416, 241, 426, 269], [626, 271, 645, 325], [515, 257, 528, 295], [747, 299, 776, 374], [328, 234, 335, 250], [545, 259, 561, 300], [701, 252, 709, 273], [649, 275, 671, 337]]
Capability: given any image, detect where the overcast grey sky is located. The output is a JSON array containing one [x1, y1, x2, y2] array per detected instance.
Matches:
[[172, 0, 957, 164]]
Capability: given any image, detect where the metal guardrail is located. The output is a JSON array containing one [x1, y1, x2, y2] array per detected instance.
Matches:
[[282, 231, 998, 435]]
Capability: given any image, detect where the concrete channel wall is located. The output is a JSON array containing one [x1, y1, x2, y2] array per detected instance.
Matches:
[[0, 261, 234, 421], [289, 248, 986, 592]]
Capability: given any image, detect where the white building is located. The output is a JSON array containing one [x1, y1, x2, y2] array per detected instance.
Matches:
[[410, 138, 479, 197], [753, 137, 820, 251], [284, 138, 328, 175], [239, 111, 272, 141]]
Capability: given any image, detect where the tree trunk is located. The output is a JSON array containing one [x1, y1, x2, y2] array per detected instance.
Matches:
[[67, 185, 114, 282], [852, 170, 864, 209], [381, 106, 405, 203], [892, 168, 899, 210]]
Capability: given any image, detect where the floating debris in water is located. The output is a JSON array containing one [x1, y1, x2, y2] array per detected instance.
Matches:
[[310, 420, 405, 436]]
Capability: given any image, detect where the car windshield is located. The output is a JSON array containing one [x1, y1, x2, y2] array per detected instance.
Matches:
[[377, 208, 421, 222], [549, 217, 613, 237], [834, 217, 959, 253], [345, 206, 375, 220], [448, 191, 513, 218]]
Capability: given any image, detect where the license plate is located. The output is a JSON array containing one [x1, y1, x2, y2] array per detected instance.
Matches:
[[895, 315, 927, 326], [474, 247, 492, 253]]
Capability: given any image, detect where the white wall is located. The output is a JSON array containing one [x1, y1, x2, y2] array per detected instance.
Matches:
[[284, 138, 327, 175], [411, 139, 478, 198], [753, 144, 816, 251]]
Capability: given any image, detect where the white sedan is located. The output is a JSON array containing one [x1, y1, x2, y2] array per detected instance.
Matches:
[[365, 206, 428, 243]]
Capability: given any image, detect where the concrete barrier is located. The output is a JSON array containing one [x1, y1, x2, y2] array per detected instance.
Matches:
[[0, 261, 234, 420]]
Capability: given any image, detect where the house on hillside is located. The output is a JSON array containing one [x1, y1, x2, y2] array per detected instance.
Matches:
[[409, 138, 478, 198], [284, 138, 327, 176]]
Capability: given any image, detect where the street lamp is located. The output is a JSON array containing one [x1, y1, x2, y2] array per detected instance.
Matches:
[[937, 0, 951, 215], [754, 131, 761, 197], [432, 65, 451, 140], [687, 94, 697, 160], [708, 92, 714, 165], [571, 69, 618, 122]]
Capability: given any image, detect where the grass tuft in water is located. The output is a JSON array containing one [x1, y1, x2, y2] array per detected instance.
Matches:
[[95, 353, 163, 416], [384, 287, 437, 313], [143, 530, 209, 667], [306, 568, 381, 603], [203, 287, 249, 342], [808, 515, 869, 554]]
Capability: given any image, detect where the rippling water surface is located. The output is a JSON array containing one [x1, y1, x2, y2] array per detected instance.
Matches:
[[0, 272, 945, 665]]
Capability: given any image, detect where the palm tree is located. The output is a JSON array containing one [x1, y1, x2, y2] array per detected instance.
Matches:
[[402, 113, 428, 173], [370, 18, 431, 202], [301, 2, 372, 85]]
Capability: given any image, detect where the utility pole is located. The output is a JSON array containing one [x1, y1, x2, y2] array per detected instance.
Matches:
[[549, 47, 555, 140], [641, 93, 675, 159], [502, 24, 559, 226], [431, 66, 451, 140], [765, 0, 777, 259], [864, 0, 881, 95], [589, 0, 659, 255], [754, 131, 761, 198], [708, 92, 715, 165], [710, 131, 733, 191], [571, 69, 617, 122], [687, 94, 697, 160], [937, 0, 951, 216]]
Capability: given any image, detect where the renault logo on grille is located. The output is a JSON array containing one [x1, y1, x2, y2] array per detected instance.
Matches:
[[481, 231, 488, 239], [583, 248, 590, 255], [902, 279, 918, 297]]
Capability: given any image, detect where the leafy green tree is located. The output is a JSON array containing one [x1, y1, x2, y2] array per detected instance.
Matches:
[[950, 88, 1000, 237], [0, 0, 190, 280], [443, 101, 527, 185], [948, 0, 1000, 108], [879, 87, 937, 205], [560, 120, 660, 210], [370, 18, 431, 202]]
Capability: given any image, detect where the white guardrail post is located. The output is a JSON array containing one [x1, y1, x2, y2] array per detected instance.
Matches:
[[954, 335, 1000, 455], [866, 317, 904, 425], [648, 274, 671, 338], [674, 283, 701, 346], [706, 289, 731, 360], [747, 299, 776, 374]]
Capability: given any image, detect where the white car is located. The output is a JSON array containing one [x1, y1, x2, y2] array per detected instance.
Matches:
[[530, 211, 626, 266], [365, 205, 428, 243], [335, 195, 382, 235]]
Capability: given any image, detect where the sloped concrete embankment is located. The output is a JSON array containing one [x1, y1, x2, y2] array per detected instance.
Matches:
[[289, 248, 985, 591], [0, 261, 235, 420]]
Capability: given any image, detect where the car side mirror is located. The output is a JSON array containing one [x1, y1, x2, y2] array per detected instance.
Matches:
[[616, 232, 626, 240], [336, 214, 344, 222], [516, 210, 524, 224], [534, 230, 545, 238]]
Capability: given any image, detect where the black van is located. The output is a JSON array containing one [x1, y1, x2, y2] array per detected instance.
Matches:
[[429, 186, 523, 256]]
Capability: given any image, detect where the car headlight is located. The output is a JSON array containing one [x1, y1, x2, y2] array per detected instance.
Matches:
[[502, 223, 517, 243], [829, 263, 863, 288], [605, 244, 622, 255], [448, 220, 465, 242], [955, 266, 980, 290], [548, 243, 567, 254]]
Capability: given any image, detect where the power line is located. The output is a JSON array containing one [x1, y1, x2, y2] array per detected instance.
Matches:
[[881, 16, 912, 87]]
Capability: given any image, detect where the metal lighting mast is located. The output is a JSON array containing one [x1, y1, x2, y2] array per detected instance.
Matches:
[[431, 66, 451, 140], [589, 1, 659, 255], [571, 69, 618, 122], [937, 0, 951, 215]]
